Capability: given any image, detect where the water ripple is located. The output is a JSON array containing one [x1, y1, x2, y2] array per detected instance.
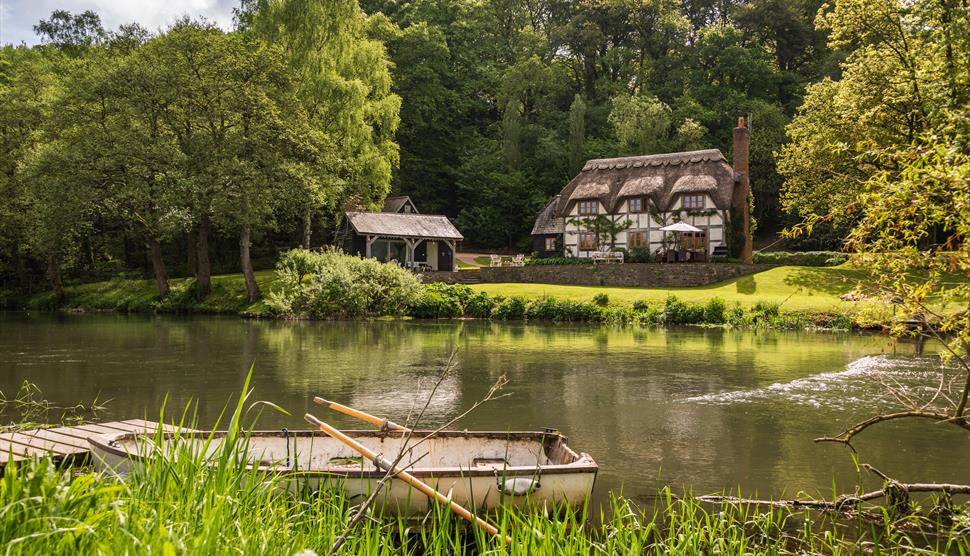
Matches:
[[681, 355, 942, 409]]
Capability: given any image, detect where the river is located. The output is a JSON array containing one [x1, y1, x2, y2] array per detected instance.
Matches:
[[1, 312, 967, 508]]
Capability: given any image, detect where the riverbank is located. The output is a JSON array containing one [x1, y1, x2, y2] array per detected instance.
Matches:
[[16, 265, 888, 328], [23, 266, 863, 312]]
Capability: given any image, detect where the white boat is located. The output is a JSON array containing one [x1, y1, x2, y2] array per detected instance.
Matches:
[[89, 429, 597, 514]]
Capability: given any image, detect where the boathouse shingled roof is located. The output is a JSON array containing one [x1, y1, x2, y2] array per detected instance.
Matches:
[[346, 211, 464, 240], [551, 149, 737, 217], [382, 196, 417, 213]]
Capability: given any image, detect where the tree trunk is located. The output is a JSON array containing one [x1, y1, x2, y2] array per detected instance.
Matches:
[[47, 253, 65, 300], [240, 223, 261, 303], [149, 238, 171, 297], [196, 214, 212, 298], [186, 229, 197, 278], [14, 247, 28, 293], [303, 207, 312, 249]]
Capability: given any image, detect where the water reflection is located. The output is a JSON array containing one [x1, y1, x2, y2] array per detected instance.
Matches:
[[1, 313, 966, 508]]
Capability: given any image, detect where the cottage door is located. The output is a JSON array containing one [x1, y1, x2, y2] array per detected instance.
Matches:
[[426, 241, 438, 270]]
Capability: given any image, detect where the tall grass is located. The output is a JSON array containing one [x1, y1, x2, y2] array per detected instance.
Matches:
[[2, 379, 967, 554]]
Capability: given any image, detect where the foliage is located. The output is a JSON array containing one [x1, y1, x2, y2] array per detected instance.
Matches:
[[663, 295, 708, 324], [627, 247, 653, 263], [266, 248, 420, 318], [408, 283, 472, 319], [753, 251, 847, 267], [491, 296, 528, 320], [592, 293, 610, 307]]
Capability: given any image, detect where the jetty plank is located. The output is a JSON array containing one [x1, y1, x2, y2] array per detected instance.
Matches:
[[0, 420, 193, 466]]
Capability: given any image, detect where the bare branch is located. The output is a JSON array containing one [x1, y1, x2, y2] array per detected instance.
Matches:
[[815, 410, 970, 445]]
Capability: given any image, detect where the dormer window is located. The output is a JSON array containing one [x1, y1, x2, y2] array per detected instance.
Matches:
[[628, 198, 645, 213], [682, 194, 705, 210], [578, 200, 598, 215]]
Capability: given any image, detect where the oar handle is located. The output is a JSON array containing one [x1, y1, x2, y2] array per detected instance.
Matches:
[[313, 397, 409, 432], [304, 413, 507, 542]]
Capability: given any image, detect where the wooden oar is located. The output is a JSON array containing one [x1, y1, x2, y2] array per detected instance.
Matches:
[[304, 413, 509, 543], [313, 396, 409, 432]]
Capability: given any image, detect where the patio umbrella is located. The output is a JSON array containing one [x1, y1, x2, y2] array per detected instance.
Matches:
[[659, 221, 703, 233]]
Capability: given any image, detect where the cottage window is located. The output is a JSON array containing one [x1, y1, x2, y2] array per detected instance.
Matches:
[[682, 194, 705, 210], [628, 231, 648, 248], [544, 237, 557, 251], [628, 198, 644, 213], [578, 233, 597, 251], [578, 200, 598, 215]]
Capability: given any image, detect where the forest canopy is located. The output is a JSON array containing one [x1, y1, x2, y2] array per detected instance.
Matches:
[[0, 0, 966, 299]]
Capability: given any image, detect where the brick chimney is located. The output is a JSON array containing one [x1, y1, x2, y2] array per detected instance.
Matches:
[[732, 116, 753, 264]]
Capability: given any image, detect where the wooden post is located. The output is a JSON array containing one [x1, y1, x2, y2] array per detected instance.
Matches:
[[365, 235, 379, 258]]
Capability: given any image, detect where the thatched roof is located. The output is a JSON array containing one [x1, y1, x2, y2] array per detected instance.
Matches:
[[346, 211, 463, 240], [531, 195, 564, 235], [552, 149, 737, 217], [382, 196, 418, 213]]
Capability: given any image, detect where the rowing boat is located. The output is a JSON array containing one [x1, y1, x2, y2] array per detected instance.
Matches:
[[89, 429, 597, 514]]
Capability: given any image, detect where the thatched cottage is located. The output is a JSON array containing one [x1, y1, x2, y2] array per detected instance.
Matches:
[[532, 118, 752, 261]]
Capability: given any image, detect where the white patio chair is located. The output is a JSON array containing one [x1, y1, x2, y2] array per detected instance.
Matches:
[[490, 254, 502, 267]]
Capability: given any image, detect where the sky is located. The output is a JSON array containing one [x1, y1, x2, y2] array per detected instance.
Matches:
[[0, 0, 237, 46]]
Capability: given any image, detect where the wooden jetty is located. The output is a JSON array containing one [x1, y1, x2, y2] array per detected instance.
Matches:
[[0, 419, 185, 466]]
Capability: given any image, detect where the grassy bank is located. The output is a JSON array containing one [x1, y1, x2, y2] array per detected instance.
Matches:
[[27, 270, 279, 315], [471, 265, 871, 312], [26, 266, 868, 315]]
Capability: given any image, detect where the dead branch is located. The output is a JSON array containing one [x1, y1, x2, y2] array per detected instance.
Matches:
[[697, 483, 970, 511], [814, 410, 970, 445]]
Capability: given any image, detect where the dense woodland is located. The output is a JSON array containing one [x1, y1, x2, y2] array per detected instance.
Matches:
[[0, 0, 966, 302]]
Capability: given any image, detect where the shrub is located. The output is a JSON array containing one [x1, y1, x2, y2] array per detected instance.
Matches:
[[464, 292, 496, 318], [632, 299, 651, 312], [524, 297, 603, 322], [663, 295, 706, 325], [593, 293, 610, 307], [703, 298, 727, 324], [751, 300, 781, 317], [266, 248, 421, 318], [752, 251, 847, 267], [409, 290, 463, 319], [525, 257, 593, 266], [492, 296, 527, 320], [627, 247, 652, 263]]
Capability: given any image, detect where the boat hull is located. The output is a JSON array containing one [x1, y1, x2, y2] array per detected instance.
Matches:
[[89, 429, 597, 514]]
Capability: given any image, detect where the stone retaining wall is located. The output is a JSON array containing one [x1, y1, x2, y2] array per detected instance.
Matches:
[[422, 263, 775, 288]]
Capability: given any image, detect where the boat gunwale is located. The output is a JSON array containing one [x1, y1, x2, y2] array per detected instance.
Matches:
[[88, 429, 599, 479]]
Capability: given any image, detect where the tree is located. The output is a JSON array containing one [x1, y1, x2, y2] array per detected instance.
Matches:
[[779, 0, 970, 494], [0, 49, 59, 293], [568, 94, 586, 174], [132, 22, 319, 301], [569, 215, 632, 249], [33, 10, 106, 56], [243, 0, 401, 242], [609, 93, 672, 155], [779, 0, 968, 220]]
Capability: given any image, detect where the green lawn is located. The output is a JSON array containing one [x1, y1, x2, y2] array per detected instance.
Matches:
[[29, 265, 888, 317], [470, 266, 873, 312]]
